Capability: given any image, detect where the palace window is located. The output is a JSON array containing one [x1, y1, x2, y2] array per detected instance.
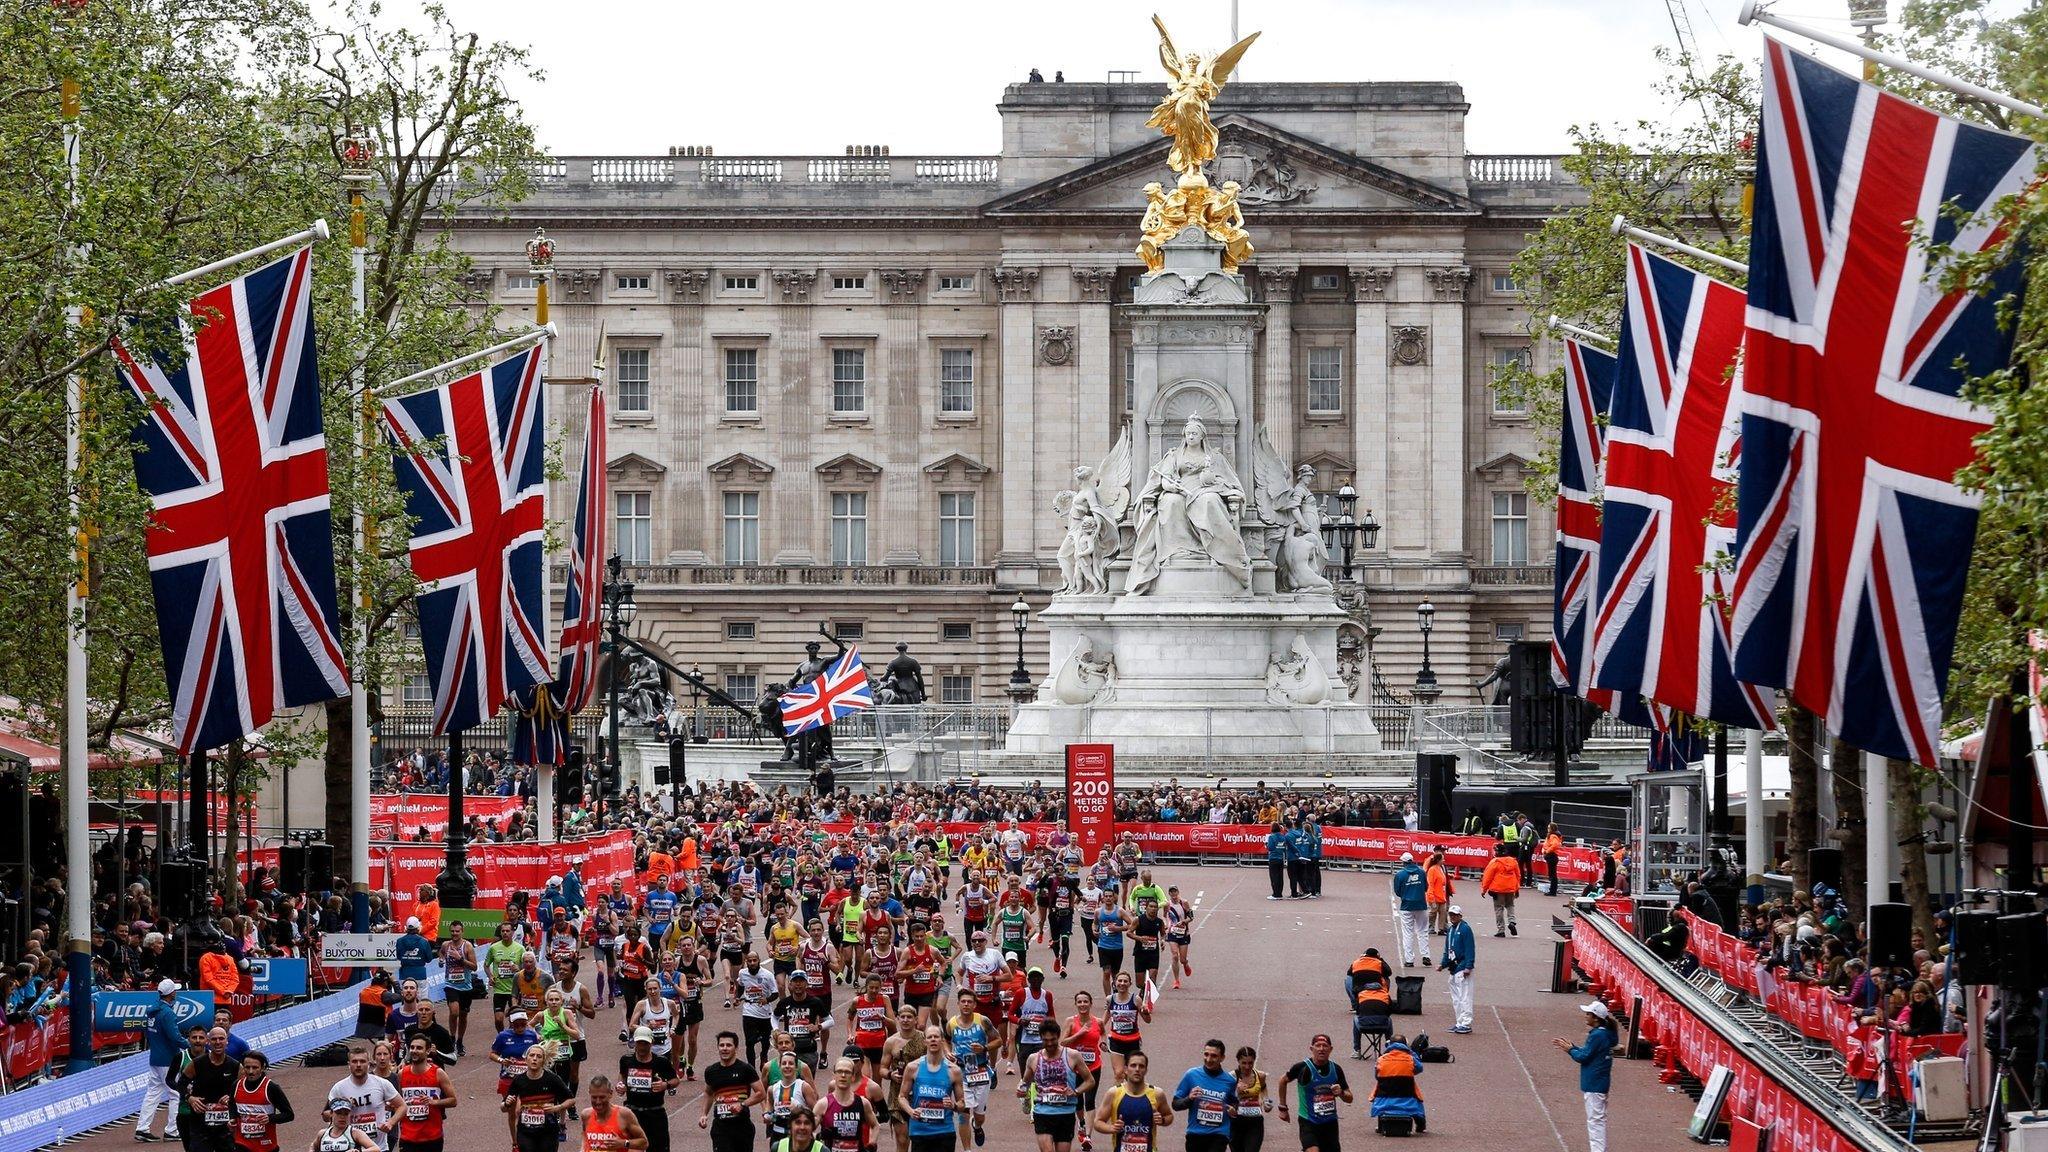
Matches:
[[834, 622, 865, 641], [723, 274, 759, 292], [1491, 491, 1529, 564], [941, 675, 975, 705], [723, 674, 758, 706], [1307, 347, 1344, 414], [832, 348, 866, 414], [939, 492, 975, 566], [616, 274, 650, 291], [723, 491, 760, 565], [830, 492, 869, 566], [724, 347, 758, 413], [942, 622, 973, 641], [831, 274, 867, 291], [615, 491, 652, 564], [1491, 272, 1519, 294], [1494, 622, 1527, 642], [615, 348, 651, 413], [1491, 345, 1531, 414], [402, 673, 433, 707], [939, 274, 975, 291], [940, 348, 975, 414], [724, 621, 757, 641]]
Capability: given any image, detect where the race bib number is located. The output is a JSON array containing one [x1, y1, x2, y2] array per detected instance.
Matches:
[[965, 1066, 992, 1088], [714, 1097, 743, 1119], [404, 1101, 429, 1122], [1039, 1086, 1073, 1108], [1310, 1088, 1336, 1121], [915, 1105, 947, 1124], [1194, 1098, 1225, 1128], [202, 1108, 231, 1127], [626, 1071, 653, 1093], [238, 1115, 269, 1137], [519, 1107, 548, 1128], [1238, 1103, 1263, 1117], [1119, 1133, 1149, 1152]]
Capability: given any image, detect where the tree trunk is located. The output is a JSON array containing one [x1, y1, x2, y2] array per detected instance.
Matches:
[[1891, 756, 1937, 947], [1829, 735, 1867, 914], [324, 695, 352, 883], [1787, 706, 1820, 895]]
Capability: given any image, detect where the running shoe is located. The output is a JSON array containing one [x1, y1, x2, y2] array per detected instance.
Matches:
[[974, 1126, 987, 1147], [1508, 924, 1518, 937], [1172, 978, 1181, 990], [1449, 1025, 1472, 1034]]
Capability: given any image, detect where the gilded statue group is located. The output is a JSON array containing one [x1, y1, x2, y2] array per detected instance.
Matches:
[[1136, 16, 1260, 273]]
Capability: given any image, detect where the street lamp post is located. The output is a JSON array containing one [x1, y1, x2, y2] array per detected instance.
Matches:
[[437, 734, 475, 908], [1413, 599, 1440, 703], [602, 554, 636, 830], [1326, 484, 1381, 582], [688, 664, 703, 741], [1008, 596, 1034, 703]]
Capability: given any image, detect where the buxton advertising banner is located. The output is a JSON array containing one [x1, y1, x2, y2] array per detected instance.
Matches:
[[1064, 744, 1115, 865], [319, 933, 399, 968], [90, 990, 215, 1033]]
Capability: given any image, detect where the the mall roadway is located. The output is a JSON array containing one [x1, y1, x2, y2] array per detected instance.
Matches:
[[84, 866, 1700, 1152]]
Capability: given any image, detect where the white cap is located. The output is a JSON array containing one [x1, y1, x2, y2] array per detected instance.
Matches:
[[405, 917, 421, 930], [1400, 852, 1415, 863], [157, 978, 178, 995], [1447, 905, 1463, 916], [1580, 1001, 1612, 1020], [547, 876, 561, 886], [633, 1026, 654, 1043], [508, 1009, 529, 1023]]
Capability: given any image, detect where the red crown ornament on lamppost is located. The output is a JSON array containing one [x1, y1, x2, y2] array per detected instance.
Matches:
[[339, 133, 375, 188], [525, 226, 555, 276]]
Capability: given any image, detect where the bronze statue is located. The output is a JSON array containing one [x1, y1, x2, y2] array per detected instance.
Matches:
[[875, 642, 927, 705]]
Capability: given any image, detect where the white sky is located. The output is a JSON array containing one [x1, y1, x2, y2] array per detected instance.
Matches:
[[419, 0, 1882, 157]]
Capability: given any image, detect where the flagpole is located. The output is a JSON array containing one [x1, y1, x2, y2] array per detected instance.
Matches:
[[54, 0, 94, 1077], [1739, 1, 2045, 119], [1610, 214, 1749, 277], [527, 229, 556, 845], [383, 324, 556, 393], [145, 220, 331, 293], [341, 136, 374, 937], [1547, 315, 1614, 347]]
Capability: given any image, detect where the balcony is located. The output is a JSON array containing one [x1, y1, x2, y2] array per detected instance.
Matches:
[[1470, 564, 1554, 586], [526, 155, 1002, 187], [551, 563, 999, 588]]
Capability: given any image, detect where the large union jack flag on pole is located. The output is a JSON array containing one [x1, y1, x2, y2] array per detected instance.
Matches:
[[780, 647, 874, 734], [1732, 39, 2036, 765], [1552, 337, 1618, 697], [513, 383, 607, 765], [113, 247, 349, 755], [382, 344, 551, 737], [1590, 244, 1777, 732]]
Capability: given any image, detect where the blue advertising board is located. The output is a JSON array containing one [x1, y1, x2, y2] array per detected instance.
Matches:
[[89, 989, 215, 1034], [249, 957, 309, 996]]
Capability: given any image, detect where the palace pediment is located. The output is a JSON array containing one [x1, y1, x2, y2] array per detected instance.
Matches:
[[983, 116, 1476, 219]]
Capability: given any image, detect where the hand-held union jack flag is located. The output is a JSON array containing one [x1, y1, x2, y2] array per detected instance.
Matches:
[[1590, 244, 1776, 731], [780, 647, 874, 734], [1733, 39, 2036, 765], [112, 247, 349, 755], [514, 383, 607, 765], [383, 344, 551, 737]]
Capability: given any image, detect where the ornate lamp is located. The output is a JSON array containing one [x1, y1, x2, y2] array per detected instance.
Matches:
[[1009, 596, 1033, 699], [1414, 598, 1439, 700]]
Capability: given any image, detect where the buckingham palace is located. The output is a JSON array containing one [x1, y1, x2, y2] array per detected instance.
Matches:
[[438, 77, 1584, 713]]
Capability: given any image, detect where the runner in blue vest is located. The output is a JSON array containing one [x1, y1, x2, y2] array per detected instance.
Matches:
[[899, 1025, 966, 1152]]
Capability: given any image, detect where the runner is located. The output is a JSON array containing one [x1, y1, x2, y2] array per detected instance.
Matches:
[[617, 925, 654, 1037], [1275, 1035, 1351, 1152], [1094, 901, 1127, 998], [900, 923, 945, 1028], [1091, 1052, 1170, 1152], [1077, 877, 1104, 967], [697, 1031, 764, 1152], [490, 1012, 542, 1147], [483, 921, 527, 1034], [394, 1035, 457, 1152], [231, 1052, 295, 1152], [880, 1005, 927, 1152], [733, 950, 781, 1069], [773, 1111, 826, 1152], [1162, 889, 1193, 991], [329, 1046, 399, 1152], [439, 922, 479, 1058], [945, 991, 997, 1148], [536, 987, 585, 1100], [995, 888, 1034, 972], [1102, 973, 1151, 1081], [502, 1047, 574, 1152], [1043, 865, 1079, 978], [897, 1025, 966, 1152], [618, 1028, 680, 1152], [1063, 993, 1105, 1152], [767, 904, 805, 996], [849, 974, 895, 1080], [1019, 1021, 1094, 1152], [628, 978, 677, 1067], [1128, 901, 1163, 1000], [762, 1052, 816, 1149], [672, 936, 715, 1080], [579, 1077, 649, 1152], [815, 1059, 878, 1152], [1169, 1040, 1235, 1152], [316, 1097, 383, 1152], [1228, 1047, 1270, 1152], [774, 971, 832, 1073], [1011, 967, 1057, 1078]]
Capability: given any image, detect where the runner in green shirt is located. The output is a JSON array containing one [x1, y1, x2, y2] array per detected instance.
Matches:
[[482, 923, 528, 1030], [1125, 872, 1165, 913]]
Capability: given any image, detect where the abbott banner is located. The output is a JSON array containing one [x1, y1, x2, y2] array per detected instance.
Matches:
[[1064, 743, 1114, 864]]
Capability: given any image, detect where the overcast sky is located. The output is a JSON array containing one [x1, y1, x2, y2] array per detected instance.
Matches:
[[420, 0, 1880, 157]]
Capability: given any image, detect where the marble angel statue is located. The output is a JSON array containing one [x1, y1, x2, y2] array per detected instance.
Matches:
[[1146, 16, 1260, 179], [1251, 428, 1333, 592], [1125, 417, 1252, 596], [1051, 638, 1118, 706], [1054, 432, 1131, 595], [1265, 633, 1332, 706]]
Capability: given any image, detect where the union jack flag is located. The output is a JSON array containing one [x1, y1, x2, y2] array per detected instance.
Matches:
[[382, 344, 551, 737], [780, 647, 874, 734], [1552, 337, 1617, 697], [513, 383, 607, 766], [112, 247, 349, 755], [1591, 243, 1777, 732], [1732, 40, 2036, 765]]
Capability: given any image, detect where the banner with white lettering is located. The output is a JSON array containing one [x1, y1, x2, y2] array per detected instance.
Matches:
[[1064, 743, 1115, 865]]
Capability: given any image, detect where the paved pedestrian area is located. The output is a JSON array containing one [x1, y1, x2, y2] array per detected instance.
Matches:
[[95, 866, 1701, 1151]]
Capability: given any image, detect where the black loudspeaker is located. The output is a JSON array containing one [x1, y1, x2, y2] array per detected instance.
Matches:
[[1868, 902, 1913, 968], [305, 843, 334, 890], [1954, 910, 2000, 985], [159, 860, 202, 917], [1997, 912, 2048, 990], [276, 844, 308, 893], [1507, 642, 1557, 755], [1415, 754, 1458, 833], [1807, 847, 1843, 890], [668, 739, 687, 790]]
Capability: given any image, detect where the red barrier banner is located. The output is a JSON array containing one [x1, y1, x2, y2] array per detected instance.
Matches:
[[1064, 744, 1115, 866], [384, 831, 636, 921], [370, 793, 524, 840]]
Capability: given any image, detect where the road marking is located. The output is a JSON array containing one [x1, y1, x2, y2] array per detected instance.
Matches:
[[1193, 876, 1239, 933], [1253, 998, 1270, 1050], [1491, 1005, 1572, 1152]]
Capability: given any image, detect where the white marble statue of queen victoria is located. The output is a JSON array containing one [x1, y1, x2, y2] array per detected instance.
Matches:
[[1125, 416, 1252, 595]]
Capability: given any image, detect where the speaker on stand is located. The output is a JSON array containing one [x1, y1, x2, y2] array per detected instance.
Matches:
[[1954, 910, 2000, 986], [1997, 912, 2048, 991], [1807, 847, 1843, 891], [305, 843, 334, 892], [1867, 902, 1914, 969], [276, 844, 308, 894], [1415, 754, 1458, 833]]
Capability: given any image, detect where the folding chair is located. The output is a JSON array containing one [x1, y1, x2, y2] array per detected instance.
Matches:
[[1354, 1011, 1394, 1060]]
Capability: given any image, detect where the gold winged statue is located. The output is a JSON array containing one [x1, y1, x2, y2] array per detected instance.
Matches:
[[1137, 16, 1260, 273], [1146, 15, 1259, 181]]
